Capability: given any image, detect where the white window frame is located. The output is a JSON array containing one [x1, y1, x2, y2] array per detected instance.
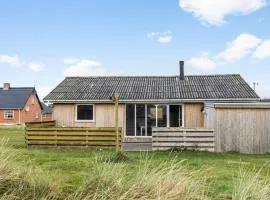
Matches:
[[75, 104, 95, 122], [4, 110, 14, 120], [126, 103, 184, 137]]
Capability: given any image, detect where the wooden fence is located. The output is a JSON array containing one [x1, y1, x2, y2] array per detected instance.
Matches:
[[25, 121, 56, 128], [25, 127, 122, 147], [152, 128, 215, 151]]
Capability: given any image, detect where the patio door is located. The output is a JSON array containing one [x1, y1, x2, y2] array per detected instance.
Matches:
[[126, 104, 183, 136]]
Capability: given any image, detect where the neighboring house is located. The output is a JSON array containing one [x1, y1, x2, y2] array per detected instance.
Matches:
[[0, 83, 43, 125], [44, 61, 260, 149], [41, 102, 53, 121]]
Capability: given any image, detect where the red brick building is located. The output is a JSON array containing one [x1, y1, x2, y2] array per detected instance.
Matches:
[[0, 83, 52, 125]]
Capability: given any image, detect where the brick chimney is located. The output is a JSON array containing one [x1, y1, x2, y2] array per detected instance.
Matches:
[[3, 83, 10, 90]]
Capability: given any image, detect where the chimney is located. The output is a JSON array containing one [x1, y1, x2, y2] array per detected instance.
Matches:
[[3, 83, 10, 90], [179, 61, 185, 80]]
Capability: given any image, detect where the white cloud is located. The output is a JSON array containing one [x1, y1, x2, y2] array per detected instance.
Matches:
[[179, 0, 266, 25], [63, 58, 77, 65], [0, 55, 22, 67], [64, 59, 119, 77], [216, 33, 262, 63], [187, 33, 265, 70], [187, 53, 217, 70], [28, 63, 45, 72], [0, 54, 46, 72], [157, 36, 173, 43], [253, 40, 270, 60], [147, 31, 173, 43]]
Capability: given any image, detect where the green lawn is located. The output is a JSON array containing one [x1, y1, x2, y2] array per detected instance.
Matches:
[[1, 126, 270, 199]]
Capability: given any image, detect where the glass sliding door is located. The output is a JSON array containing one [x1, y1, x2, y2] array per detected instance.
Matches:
[[147, 104, 156, 136], [126, 104, 135, 136], [126, 104, 183, 137], [157, 105, 167, 127], [136, 104, 146, 136], [169, 105, 182, 127]]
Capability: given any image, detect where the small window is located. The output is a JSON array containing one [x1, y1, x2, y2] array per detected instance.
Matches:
[[76, 105, 94, 121], [4, 110, 14, 119], [35, 112, 39, 119], [42, 113, 47, 119]]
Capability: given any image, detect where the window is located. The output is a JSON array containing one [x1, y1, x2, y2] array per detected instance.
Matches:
[[76, 104, 94, 121], [35, 112, 39, 119], [126, 104, 183, 136], [42, 113, 47, 119], [4, 110, 14, 119]]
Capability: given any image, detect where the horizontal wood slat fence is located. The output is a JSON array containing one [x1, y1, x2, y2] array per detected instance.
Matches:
[[25, 121, 56, 128], [152, 128, 215, 152], [25, 127, 122, 147]]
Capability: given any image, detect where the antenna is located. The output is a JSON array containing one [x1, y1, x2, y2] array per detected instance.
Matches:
[[34, 80, 37, 88], [253, 82, 259, 91]]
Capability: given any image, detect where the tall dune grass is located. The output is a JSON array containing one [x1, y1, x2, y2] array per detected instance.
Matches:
[[0, 139, 61, 200], [1, 139, 270, 200], [232, 164, 270, 200], [69, 154, 210, 200]]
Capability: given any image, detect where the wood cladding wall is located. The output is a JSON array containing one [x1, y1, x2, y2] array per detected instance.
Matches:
[[53, 104, 125, 134], [184, 103, 204, 128]]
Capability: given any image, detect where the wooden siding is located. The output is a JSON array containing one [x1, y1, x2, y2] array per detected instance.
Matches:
[[53, 103, 125, 134], [184, 103, 204, 128], [152, 128, 215, 151], [214, 108, 270, 154], [26, 127, 121, 147]]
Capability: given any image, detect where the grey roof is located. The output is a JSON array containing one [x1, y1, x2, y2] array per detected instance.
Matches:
[[41, 102, 53, 114], [44, 75, 260, 102], [0, 87, 35, 109]]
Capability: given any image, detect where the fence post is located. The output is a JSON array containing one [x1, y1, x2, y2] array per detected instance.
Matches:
[[113, 94, 121, 154]]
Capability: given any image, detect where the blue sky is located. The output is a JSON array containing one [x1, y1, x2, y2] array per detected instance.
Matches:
[[0, 0, 270, 99]]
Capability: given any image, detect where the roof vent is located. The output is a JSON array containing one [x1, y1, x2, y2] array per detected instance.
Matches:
[[179, 61, 185, 80], [3, 83, 10, 90]]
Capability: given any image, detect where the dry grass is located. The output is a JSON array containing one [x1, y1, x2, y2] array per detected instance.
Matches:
[[0, 139, 61, 200], [232, 164, 270, 200], [70, 155, 210, 200]]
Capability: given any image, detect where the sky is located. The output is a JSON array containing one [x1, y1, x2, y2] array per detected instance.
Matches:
[[0, 0, 270, 99]]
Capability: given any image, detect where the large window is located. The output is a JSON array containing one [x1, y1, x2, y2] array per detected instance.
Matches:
[[126, 104, 183, 136], [4, 110, 14, 120], [76, 104, 94, 121]]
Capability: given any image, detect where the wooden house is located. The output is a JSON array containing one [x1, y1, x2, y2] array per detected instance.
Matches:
[[44, 61, 261, 151]]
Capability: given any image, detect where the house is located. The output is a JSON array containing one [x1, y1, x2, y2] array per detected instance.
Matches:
[[41, 102, 53, 121], [0, 83, 43, 125], [44, 61, 260, 150]]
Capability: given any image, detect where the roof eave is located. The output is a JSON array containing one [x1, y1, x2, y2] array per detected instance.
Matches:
[[44, 98, 260, 104]]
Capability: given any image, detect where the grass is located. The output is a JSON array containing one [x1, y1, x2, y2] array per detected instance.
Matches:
[[1, 126, 270, 199]]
